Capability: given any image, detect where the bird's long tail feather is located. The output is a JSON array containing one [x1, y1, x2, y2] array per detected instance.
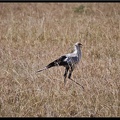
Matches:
[[37, 61, 56, 73], [37, 67, 47, 72]]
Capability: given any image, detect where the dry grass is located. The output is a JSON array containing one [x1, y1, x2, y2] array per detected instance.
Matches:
[[0, 3, 120, 117]]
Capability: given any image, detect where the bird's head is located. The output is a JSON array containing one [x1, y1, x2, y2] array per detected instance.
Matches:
[[75, 42, 82, 48]]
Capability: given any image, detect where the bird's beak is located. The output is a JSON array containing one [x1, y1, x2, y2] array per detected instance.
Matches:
[[80, 44, 83, 47]]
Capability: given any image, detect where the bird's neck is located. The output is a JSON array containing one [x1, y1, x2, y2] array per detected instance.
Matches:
[[74, 46, 81, 57]]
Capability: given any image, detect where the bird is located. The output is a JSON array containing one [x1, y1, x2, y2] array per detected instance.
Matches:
[[37, 42, 83, 87]]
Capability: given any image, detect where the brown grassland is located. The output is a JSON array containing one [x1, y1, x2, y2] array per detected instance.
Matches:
[[0, 3, 120, 117]]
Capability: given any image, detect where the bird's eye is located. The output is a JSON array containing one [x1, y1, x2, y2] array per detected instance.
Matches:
[[78, 43, 82, 46]]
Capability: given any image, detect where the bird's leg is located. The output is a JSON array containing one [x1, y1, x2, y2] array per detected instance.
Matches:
[[64, 67, 69, 85], [68, 66, 73, 79], [68, 66, 84, 90], [68, 78, 84, 90]]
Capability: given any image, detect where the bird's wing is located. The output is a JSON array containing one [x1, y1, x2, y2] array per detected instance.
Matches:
[[64, 53, 79, 64], [37, 55, 67, 72], [46, 55, 68, 68]]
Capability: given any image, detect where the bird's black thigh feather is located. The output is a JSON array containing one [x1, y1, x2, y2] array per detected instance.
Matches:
[[68, 66, 74, 79]]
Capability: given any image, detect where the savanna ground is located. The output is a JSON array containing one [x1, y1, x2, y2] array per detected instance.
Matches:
[[0, 3, 120, 117]]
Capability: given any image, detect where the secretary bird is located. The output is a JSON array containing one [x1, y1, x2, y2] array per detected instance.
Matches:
[[37, 42, 83, 88]]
